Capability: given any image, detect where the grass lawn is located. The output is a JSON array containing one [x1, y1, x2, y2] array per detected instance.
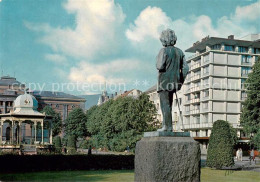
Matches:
[[0, 168, 259, 182]]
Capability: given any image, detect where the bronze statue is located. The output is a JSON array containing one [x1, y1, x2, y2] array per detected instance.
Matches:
[[156, 29, 189, 132]]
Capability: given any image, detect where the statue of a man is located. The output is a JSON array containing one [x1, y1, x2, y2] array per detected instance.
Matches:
[[156, 29, 189, 132]]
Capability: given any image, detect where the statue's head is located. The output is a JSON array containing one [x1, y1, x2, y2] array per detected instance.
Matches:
[[160, 29, 177, 47]]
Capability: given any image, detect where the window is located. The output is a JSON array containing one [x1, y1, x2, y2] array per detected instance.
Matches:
[[186, 94, 191, 101], [203, 102, 208, 109], [254, 48, 260, 54], [204, 55, 209, 62], [211, 44, 221, 50], [204, 90, 209, 97], [203, 66, 209, 74], [195, 130, 199, 137], [195, 116, 200, 124], [238, 46, 248, 53], [241, 91, 247, 99], [56, 104, 59, 108], [185, 106, 190, 112], [194, 93, 200, 99], [241, 55, 251, 63], [195, 104, 200, 110], [241, 67, 251, 76], [206, 129, 208, 136], [224, 45, 234, 51]]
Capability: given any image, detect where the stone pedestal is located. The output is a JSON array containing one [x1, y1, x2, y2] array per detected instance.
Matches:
[[135, 136, 200, 182]]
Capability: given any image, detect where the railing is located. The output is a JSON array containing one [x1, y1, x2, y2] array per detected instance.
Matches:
[[190, 109, 200, 115], [241, 62, 252, 66], [190, 86, 200, 92], [190, 63, 201, 70], [191, 74, 201, 81], [190, 98, 200, 104], [241, 73, 249, 77]]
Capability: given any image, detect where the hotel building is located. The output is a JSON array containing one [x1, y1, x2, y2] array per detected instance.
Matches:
[[182, 34, 260, 150]]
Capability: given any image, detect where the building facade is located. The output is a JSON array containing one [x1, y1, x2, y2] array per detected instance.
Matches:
[[182, 34, 260, 150], [145, 85, 183, 132], [0, 76, 26, 114], [0, 76, 86, 123]]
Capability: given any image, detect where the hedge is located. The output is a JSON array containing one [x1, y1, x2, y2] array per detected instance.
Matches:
[[0, 154, 134, 173]]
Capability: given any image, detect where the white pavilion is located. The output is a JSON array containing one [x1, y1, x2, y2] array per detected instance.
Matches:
[[0, 92, 52, 151]]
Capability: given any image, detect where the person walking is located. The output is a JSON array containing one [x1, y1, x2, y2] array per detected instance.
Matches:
[[239, 148, 243, 161], [250, 149, 255, 163], [236, 149, 240, 161]]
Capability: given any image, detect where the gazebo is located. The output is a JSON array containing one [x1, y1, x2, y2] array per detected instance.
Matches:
[[0, 92, 52, 152]]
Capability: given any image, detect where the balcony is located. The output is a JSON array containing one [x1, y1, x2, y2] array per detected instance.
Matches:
[[241, 97, 247, 101], [190, 98, 200, 104], [241, 62, 252, 66], [190, 62, 201, 71], [191, 74, 201, 81], [184, 100, 191, 105], [241, 73, 249, 78], [185, 123, 213, 129], [190, 109, 200, 115], [190, 86, 200, 93]]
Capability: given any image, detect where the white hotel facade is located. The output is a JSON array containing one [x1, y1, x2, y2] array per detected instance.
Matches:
[[146, 34, 260, 151]]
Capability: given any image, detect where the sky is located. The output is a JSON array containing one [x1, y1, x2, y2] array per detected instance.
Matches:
[[0, 0, 259, 95]]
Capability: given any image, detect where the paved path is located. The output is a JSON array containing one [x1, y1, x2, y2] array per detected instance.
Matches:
[[201, 155, 260, 171]]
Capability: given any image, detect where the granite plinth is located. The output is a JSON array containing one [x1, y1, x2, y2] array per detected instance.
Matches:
[[135, 137, 201, 182], [144, 131, 190, 137]]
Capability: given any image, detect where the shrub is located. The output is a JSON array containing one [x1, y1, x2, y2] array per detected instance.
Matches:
[[54, 136, 62, 154], [207, 120, 234, 169], [0, 154, 134, 173], [67, 135, 77, 154]]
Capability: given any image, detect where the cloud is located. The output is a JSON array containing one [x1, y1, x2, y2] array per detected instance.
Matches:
[[45, 54, 67, 63], [68, 59, 141, 85], [126, 6, 172, 42], [126, 2, 260, 51], [25, 0, 126, 59], [233, 0, 260, 21]]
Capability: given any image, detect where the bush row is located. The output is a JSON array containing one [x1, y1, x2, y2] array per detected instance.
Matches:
[[0, 154, 134, 173]]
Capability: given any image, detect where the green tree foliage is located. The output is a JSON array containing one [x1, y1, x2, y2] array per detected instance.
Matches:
[[53, 136, 62, 153], [230, 126, 238, 146], [41, 106, 62, 137], [64, 108, 87, 140], [207, 120, 234, 169], [86, 93, 159, 152], [67, 135, 77, 154], [241, 57, 260, 148]]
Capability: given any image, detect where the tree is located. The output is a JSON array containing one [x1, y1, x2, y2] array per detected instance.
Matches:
[[64, 108, 87, 140], [241, 56, 260, 148], [230, 126, 238, 147], [207, 120, 234, 169], [86, 93, 158, 152], [67, 135, 77, 154], [42, 106, 62, 137], [53, 136, 62, 153]]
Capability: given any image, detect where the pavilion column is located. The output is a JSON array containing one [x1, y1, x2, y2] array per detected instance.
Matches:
[[16, 122, 19, 145], [0, 120, 3, 144], [19, 122, 22, 145], [34, 122, 37, 143], [41, 121, 44, 144], [11, 120, 14, 145]]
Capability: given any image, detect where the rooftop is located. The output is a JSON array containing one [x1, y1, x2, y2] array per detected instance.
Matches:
[[0, 76, 25, 87], [186, 34, 260, 53], [31, 90, 86, 101], [145, 85, 157, 93]]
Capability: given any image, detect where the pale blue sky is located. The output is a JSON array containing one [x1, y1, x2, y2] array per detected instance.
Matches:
[[0, 0, 259, 94]]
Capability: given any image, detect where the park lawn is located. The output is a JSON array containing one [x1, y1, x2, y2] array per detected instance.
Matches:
[[0, 168, 259, 182]]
